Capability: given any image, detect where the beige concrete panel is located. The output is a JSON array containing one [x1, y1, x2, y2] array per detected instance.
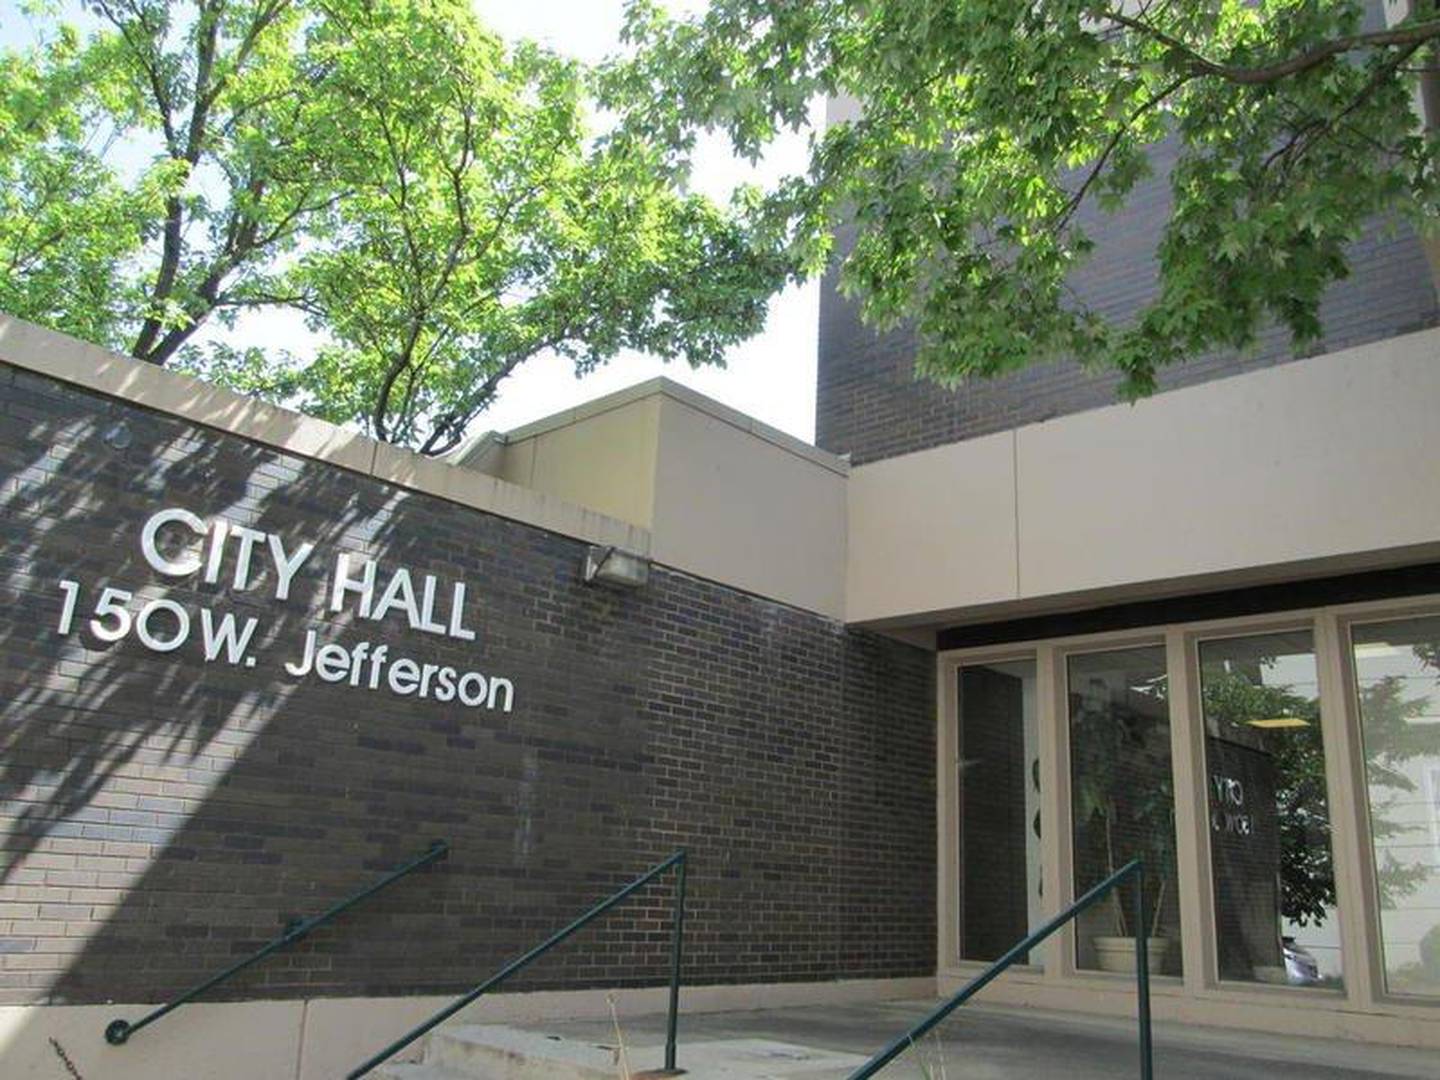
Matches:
[[449, 431, 508, 476], [521, 396, 661, 528], [0, 314, 650, 554], [494, 437, 538, 490], [650, 395, 848, 619], [1016, 329, 1440, 601], [299, 995, 450, 1078], [0, 315, 377, 475], [0, 1000, 303, 1080], [846, 432, 1019, 624], [483, 484, 653, 557]]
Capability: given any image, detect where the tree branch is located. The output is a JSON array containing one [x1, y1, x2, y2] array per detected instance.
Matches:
[[1055, 73, 1193, 234], [1264, 39, 1428, 178], [1104, 10, 1440, 85]]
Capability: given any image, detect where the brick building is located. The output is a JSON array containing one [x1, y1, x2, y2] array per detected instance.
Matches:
[[4, 82, 1440, 1080]]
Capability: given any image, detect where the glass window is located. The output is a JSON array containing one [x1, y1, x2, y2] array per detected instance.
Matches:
[[1351, 615, 1440, 999], [1199, 631, 1341, 989], [958, 660, 1044, 966], [1068, 646, 1183, 976]]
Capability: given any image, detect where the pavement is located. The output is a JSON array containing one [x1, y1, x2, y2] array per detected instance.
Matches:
[[494, 998, 1440, 1079]]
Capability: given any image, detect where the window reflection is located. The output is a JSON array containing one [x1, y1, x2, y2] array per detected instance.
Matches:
[[958, 660, 1043, 966], [1199, 631, 1341, 988], [1069, 646, 1183, 976], [1351, 616, 1440, 999]]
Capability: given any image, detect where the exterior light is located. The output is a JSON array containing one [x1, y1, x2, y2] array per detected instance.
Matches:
[[1246, 717, 1310, 729], [583, 545, 650, 589]]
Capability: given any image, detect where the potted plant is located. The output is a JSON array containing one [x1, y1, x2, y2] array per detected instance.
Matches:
[[1071, 690, 1177, 975]]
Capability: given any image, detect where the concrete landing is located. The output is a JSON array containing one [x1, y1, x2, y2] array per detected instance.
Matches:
[[377, 999, 1440, 1079], [377, 1025, 867, 1080]]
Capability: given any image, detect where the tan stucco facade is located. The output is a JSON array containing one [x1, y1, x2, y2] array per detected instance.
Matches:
[[458, 376, 850, 619], [847, 327, 1440, 628]]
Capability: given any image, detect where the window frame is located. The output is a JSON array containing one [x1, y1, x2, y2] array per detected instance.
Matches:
[[935, 593, 1440, 1022]]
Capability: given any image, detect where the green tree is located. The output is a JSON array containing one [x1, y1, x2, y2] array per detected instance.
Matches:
[[1, 0, 782, 453], [607, 0, 1440, 397]]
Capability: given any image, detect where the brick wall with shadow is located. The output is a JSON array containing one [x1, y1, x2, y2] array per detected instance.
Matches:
[[0, 363, 935, 1006]]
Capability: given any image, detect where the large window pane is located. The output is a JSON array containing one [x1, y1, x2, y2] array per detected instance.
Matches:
[[1352, 616, 1440, 998], [1199, 631, 1341, 988], [1068, 646, 1182, 976], [959, 660, 1044, 966]]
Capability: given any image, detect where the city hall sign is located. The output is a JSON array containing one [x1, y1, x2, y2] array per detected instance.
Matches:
[[49, 505, 515, 712]]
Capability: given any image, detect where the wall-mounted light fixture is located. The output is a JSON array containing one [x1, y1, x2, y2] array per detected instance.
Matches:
[[583, 545, 650, 589]]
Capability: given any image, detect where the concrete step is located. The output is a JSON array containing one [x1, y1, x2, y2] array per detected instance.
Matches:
[[372, 1063, 476, 1080], [424, 1024, 869, 1080], [428, 1024, 628, 1079]]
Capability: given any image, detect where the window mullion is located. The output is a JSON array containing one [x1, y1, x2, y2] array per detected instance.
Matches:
[[1167, 627, 1212, 992], [1317, 611, 1382, 1009]]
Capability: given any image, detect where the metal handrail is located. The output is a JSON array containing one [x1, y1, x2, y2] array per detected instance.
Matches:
[[848, 858, 1154, 1079], [346, 848, 689, 1079], [104, 839, 450, 1046]]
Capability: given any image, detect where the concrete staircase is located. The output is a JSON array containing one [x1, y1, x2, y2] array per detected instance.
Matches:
[[372, 1023, 870, 1080]]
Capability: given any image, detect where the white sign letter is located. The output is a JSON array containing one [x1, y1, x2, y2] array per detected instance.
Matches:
[[141, 508, 205, 577], [268, 534, 315, 601], [330, 553, 376, 617]]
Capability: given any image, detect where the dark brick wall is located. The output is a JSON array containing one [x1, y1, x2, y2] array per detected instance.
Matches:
[[0, 363, 935, 1006], [817, 136, 1440, 465]]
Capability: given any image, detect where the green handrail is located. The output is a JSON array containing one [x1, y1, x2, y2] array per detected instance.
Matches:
[[847, 858, 1154, 1079], [104, 839, 449, 1047], [346, 848, 689, 1079]]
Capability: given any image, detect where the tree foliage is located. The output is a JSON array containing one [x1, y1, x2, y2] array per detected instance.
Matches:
[[1, 0, 783, 453], [607, 0, 1440, 396]]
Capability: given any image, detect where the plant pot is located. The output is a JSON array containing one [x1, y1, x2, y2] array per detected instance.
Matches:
[[1092, 935, 1169, 975]]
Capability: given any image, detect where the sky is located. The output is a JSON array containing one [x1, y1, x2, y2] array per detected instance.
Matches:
[[469, 2, 821, 443], [0, 1, 823, 444]]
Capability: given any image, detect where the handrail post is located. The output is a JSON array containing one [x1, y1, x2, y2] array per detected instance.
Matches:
[[663, 849, 687, 1073], [1133, 862, 1153, 1080]]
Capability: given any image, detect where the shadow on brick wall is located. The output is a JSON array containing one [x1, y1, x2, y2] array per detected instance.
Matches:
[[0, 368, 667, 1006], [0, 365, 937, 1018]]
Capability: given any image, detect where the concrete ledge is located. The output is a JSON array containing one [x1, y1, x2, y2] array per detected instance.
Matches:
[[486, 376, 849, 478], [847, 325, 1440, 627], [0, 314, 651, 556], [0, 977, 933, 1080], [0, 1000, 303, 1080], [936, 967, 1440, 1050]]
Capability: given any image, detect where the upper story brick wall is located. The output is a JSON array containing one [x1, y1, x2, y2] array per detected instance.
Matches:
[[817, 135, 1440, 465], [0, 362, 935, 1006]]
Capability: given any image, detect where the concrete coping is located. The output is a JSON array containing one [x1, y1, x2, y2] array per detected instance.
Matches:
[[0, 313, 652, 555], [456, 375, 850, 478]]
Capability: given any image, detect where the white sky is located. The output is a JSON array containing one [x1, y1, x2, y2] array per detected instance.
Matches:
[[469, 2, 820, 443], [0, 1, 821, 443]]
